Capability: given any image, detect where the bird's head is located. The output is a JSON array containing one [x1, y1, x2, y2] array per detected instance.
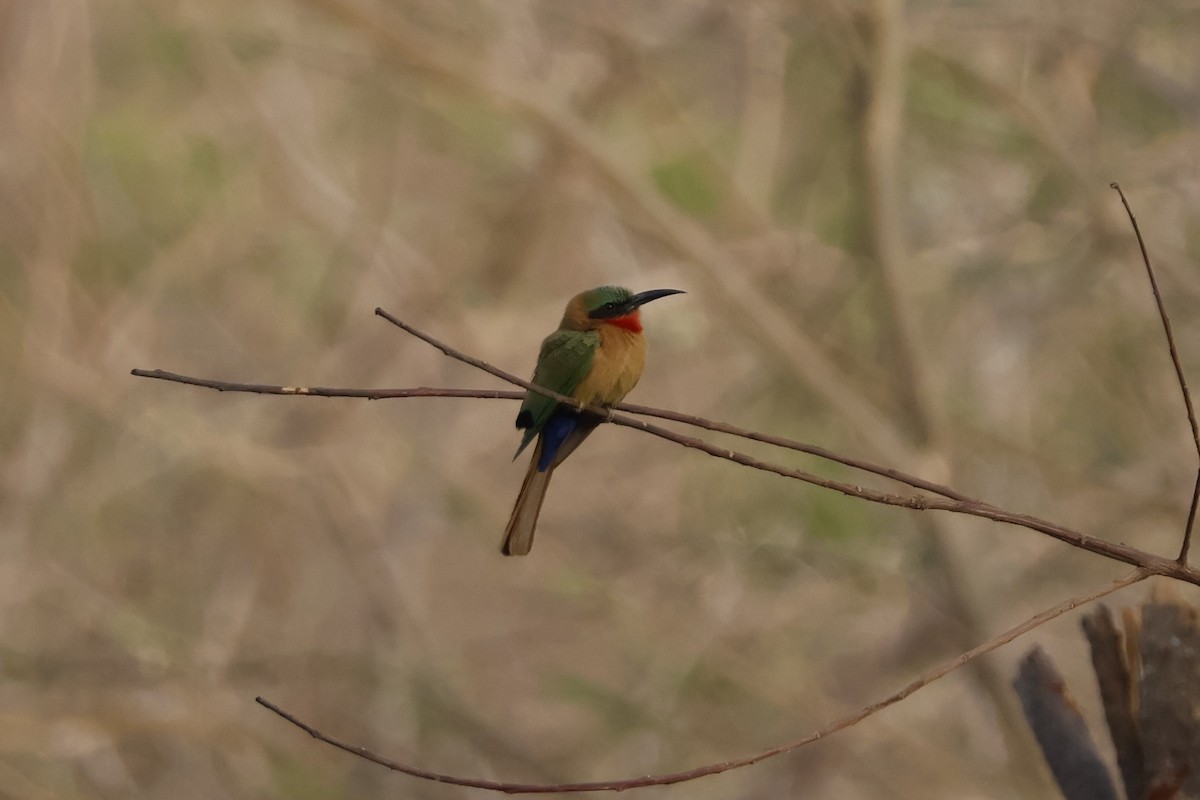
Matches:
[[563, 286, 685, 333]]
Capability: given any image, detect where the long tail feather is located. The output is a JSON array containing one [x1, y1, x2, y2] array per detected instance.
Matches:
[[502, 441, 554, 556], [501, 415, 602, 556]]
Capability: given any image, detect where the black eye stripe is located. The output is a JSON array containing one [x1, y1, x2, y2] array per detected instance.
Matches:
[[586, 297, 631, 318]]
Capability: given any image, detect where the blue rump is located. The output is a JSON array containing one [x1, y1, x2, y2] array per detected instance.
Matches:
[[537, 411, 578, 472]]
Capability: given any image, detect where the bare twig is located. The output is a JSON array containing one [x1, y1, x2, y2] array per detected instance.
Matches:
[[1109, 183, 1200, 564], [623, 417, 1198, 582], [376, 307, 958, 502], [131, 311, 1200, 587], [135, 342, 983, 504], [374, 309, 1200, 583], [255, 569, 1146, 793], [128, 371, 520, 401]]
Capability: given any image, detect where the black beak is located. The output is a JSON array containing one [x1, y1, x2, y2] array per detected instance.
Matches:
[[626, 288, 686, 310], [588, 288, 685, 320]]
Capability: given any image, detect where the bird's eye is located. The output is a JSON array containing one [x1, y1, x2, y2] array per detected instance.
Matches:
[[588, 300, 623, 318]]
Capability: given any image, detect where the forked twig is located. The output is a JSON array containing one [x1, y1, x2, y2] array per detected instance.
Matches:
[[379, 310, 983, 501], [1110, 183, 1200, 563], [127, 372, 520, 402], [134, 340, 980, 504], [131, 308, 1200, 587], [255, 568, 1145, 793], [372, 308, 1199, 581]]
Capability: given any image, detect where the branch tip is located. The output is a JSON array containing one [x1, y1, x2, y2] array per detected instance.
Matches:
[[1109, 184, 1200, 563]]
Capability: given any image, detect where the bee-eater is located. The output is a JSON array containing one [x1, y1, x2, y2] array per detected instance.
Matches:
[[502, 286, 685, 556]]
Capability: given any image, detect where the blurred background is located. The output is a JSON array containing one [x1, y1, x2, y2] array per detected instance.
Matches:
[[3, 1, 1199, 797]]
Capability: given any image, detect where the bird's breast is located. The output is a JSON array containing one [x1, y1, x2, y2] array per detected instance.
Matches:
[[573, 326, 646, 406]]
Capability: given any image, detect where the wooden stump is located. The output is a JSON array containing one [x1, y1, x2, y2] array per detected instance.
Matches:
[[1014, 597, 1200, 800]]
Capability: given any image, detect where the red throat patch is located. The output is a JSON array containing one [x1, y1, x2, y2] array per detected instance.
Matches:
[[606, 312, 643, 333]]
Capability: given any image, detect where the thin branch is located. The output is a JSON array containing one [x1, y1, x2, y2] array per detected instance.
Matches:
[[372, 307, 981, 502], [256, 568, 1147, 794], [1186, 476, 1200, 563], [371, 308, 1200, 583], [135, 342, 981, 505], [617, 412, 1199, 583], [619, 399, 981, 503], [129, 370, 521, 401], [131, 311, 1200, 587], [129, 365, 983, 508], [1109, 183, 1200, 563]]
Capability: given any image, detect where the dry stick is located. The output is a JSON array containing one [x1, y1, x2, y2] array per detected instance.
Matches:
[[1109, 183, 1200, 564], [375, 307, 983, 502], [622, 400, 980, 503], [131, 317, 1200, 587], [127, 372, 518, 401], [129, 367, 963, 497], [619, 412, 1198, 580], [368, 309, 1200, 585], [256, 568, 1147, 794], [136, 343, 979, 504], [130, 367, 968, 499]]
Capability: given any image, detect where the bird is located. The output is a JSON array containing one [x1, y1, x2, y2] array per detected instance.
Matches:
[[502, 285, 685, 556]]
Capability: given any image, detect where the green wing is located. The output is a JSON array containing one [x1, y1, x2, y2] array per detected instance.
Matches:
[[513, 329, 598, 457]]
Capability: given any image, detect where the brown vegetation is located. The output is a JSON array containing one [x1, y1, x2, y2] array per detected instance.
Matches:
[[3, 1, 1199, 797]]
